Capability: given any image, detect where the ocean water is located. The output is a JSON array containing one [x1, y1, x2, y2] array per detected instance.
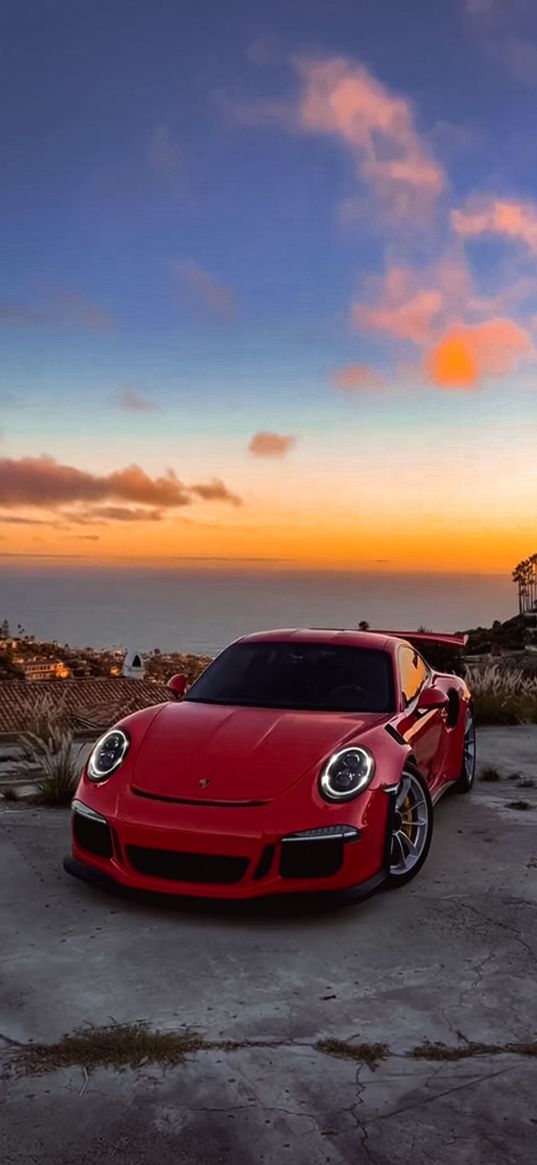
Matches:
[[0, 565, 515, 656]]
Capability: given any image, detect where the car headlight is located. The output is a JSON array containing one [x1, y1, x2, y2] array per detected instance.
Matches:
[[319, 746, 375, 802], [87, 728, 130, 782]]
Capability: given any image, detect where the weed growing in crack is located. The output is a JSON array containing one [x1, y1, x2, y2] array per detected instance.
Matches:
[[412, 1039, 537, 1061], [15, 1022, 206, 1074], [315, 1038, 388, 1068]]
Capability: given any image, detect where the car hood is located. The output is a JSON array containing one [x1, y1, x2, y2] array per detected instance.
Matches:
[[131, 700, 390, 802]]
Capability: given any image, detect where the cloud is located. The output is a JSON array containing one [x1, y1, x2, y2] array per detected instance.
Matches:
[[0, 457, 242, 510], [0, 293, 113, 330], [453, 197, 537, 256], [224, 55, 444, 222], [190, 478, 243, 506], [351, 267, 445, 345], [172, 259, 235, 315], [425, 319, 532, 388], [75, 506, 164, 523], [331, 365, 383, 390], [295, 57, 445, 220], [115, 385, 161, 413], [0, 513, 62, 527], [148, 125, 185, 182], [248, 432, 297, 457]]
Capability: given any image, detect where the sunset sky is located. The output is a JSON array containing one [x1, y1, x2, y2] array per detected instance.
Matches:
[[1, 0, 537, 573]]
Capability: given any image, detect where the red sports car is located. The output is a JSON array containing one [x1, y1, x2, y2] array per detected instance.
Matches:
[[64, 628, 475, 903]]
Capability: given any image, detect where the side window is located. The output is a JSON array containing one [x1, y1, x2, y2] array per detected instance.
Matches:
[[399, 647, 429, 706]]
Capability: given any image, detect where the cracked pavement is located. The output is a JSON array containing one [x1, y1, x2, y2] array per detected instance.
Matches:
[[1, 725, 536, 1163]]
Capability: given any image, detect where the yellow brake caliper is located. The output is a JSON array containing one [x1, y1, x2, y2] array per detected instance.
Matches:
[[402, 795, 414, 840]]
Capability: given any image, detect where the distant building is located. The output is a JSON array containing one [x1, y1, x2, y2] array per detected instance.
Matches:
[[122, 648, 146, 679], [22, 660, 71, 681]]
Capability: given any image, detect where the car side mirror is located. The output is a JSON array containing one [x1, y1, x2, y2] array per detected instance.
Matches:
[[417, 686, 449, 711], [167, 673, 189, 700]]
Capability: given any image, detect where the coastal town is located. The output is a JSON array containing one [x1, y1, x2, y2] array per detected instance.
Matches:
[[0, 619, 212, 686]]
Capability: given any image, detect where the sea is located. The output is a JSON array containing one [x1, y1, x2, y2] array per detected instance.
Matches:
[[0, 564, 515, 657]]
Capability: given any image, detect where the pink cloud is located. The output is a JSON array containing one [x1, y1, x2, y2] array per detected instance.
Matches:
[[172, 259, 235, 315], [295, 57, 445, 219], [331, 365, 384, 391], [425, 319, 532, 389], [453, 197, 537, 255], [351, 267, 443, 345], [249, 432, 296, 457], [350, 257, 477, 347]]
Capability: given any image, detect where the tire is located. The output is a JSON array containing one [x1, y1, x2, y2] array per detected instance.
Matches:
[[453, 706, 476, 794], [387, 764, 433, 888]]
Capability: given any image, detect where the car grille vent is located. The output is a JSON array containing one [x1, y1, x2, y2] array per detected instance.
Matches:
[[73, 813, 114, 859], [126, 845, 249, 885]]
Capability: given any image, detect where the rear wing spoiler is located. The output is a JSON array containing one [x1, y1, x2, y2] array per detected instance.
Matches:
[[370, 630, 468, 649]]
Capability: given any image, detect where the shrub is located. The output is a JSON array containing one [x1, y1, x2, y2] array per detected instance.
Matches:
[[465, 664, 537, 725], [1, 785, 19, 802], [17, 695, 81, 806]]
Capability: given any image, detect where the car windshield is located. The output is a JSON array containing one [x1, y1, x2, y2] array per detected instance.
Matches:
[[185, 641, 395, 713]]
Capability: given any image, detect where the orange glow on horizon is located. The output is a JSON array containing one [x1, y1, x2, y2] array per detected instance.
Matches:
[[0, 508, 533, 574]]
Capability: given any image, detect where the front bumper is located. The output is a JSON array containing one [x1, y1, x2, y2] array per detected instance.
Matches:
[[65, 784, 392, 903]]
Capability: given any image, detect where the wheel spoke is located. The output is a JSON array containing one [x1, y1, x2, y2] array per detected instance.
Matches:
[[392, 832, 406, 867], [396, 776, 410, 809], [397, 831, 418, 857]]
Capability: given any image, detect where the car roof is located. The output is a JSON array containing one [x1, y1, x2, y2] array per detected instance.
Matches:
[[236, 628, 395, 651]]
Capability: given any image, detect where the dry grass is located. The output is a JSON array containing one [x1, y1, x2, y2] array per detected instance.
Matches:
[[1, 786, 19, 802], [411, 1040, 537, 1061], [479, 767, 501, 782], [17, 694, 81, 806], [466, 664, 537, 725], [17, 1023, 206, 1075], [315, 1038, 388, 1068]]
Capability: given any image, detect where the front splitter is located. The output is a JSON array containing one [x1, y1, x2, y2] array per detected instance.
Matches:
[[63, 853, 387, 913]]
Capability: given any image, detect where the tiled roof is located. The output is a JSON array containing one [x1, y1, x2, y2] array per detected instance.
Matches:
[[0, 678, 171, 737]]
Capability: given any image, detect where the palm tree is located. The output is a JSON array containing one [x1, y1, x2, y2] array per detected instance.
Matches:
[[512, 561, 524, 614], [512, 556, 536, 614], [526, 552, 535, 615]]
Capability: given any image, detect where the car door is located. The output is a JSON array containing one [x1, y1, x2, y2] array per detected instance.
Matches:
[[396, 646, 445, 790]]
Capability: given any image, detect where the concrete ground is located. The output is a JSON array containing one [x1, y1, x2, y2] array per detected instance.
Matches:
[[1, 726, 536, 1164]]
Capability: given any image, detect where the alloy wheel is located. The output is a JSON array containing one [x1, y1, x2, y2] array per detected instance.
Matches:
[[390, 771, 431, 877]]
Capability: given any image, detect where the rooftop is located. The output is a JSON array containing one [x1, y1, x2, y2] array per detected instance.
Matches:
[[0, 677, 170, 738]]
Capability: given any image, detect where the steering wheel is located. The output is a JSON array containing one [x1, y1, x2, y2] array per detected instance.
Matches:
[[324, 683, 368, 703]]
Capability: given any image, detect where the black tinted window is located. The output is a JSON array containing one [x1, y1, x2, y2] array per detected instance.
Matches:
[[186, 642, 395, 713]]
